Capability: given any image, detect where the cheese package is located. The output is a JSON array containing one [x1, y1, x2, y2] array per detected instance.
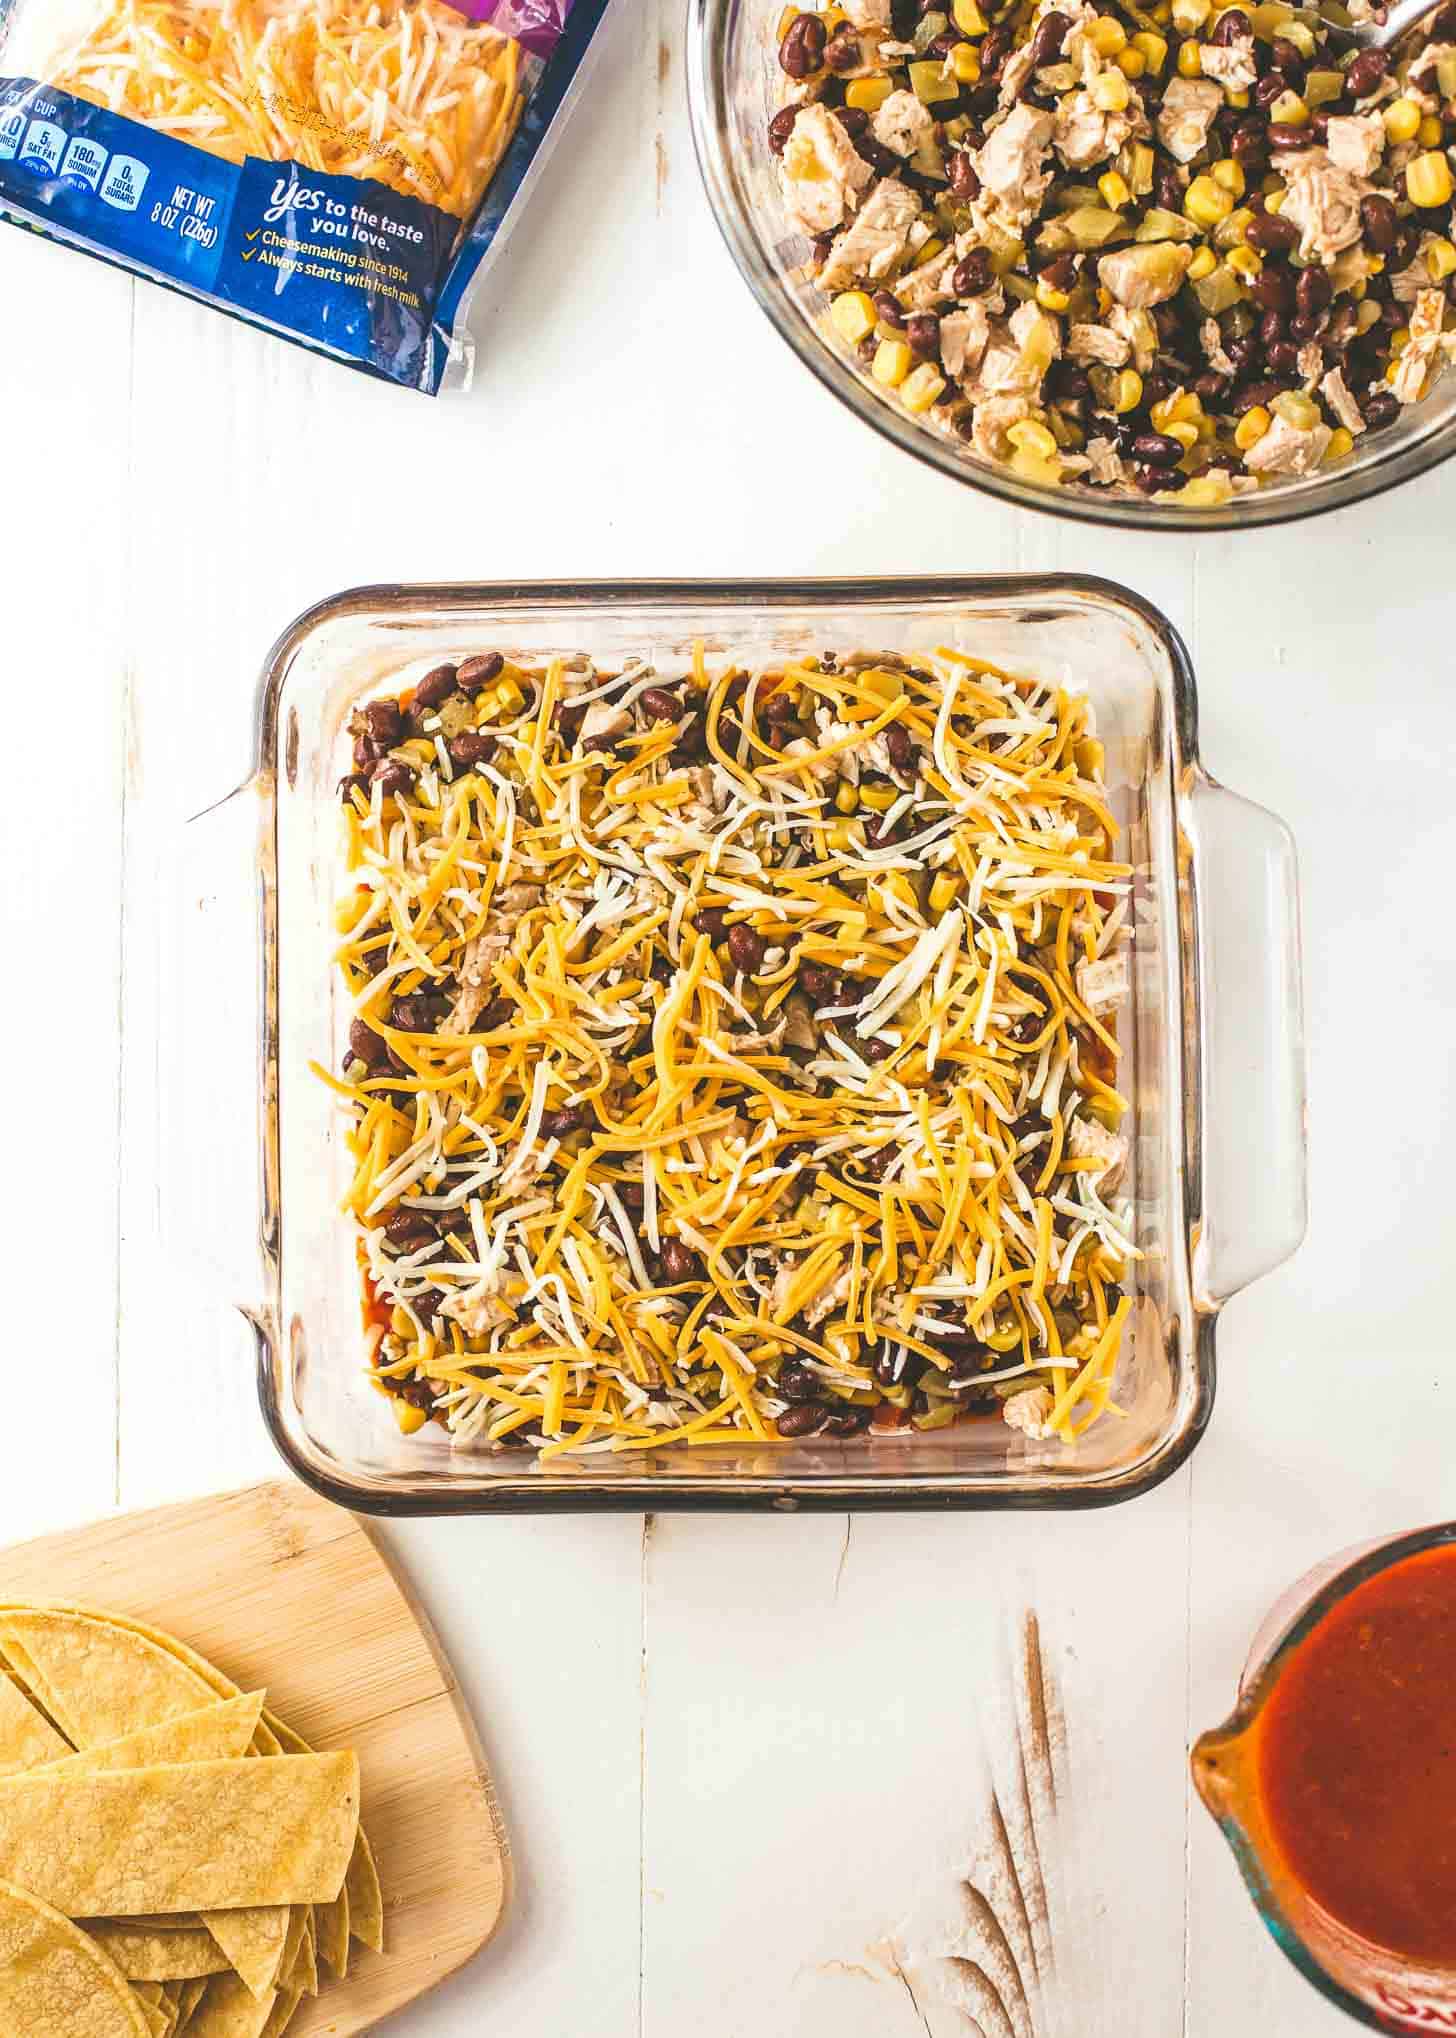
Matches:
[[0, 0, 608, 391]]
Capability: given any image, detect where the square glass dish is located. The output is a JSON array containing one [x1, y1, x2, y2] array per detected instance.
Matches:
[[207, 578, 1305, 1512]]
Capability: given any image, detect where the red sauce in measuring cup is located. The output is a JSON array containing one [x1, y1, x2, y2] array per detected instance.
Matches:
[[1257, 1541, 1456, 1967]]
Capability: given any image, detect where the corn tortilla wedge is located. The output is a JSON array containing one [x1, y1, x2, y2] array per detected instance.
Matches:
[[187, 1972, 279, 2038], [267, 1709, 383, 1952], [175, 1976, 210, 2030], [89, 1925, 232, 1983], [0, 1667, 71, 1773], [315, 1887, 349, 1981], [0, 1877, 150, 2037], [260, 1981, 304, 2037], [0, 1613, 291, 1998], [35, 1694, 265, 1777]]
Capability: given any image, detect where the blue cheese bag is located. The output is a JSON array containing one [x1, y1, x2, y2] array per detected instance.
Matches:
[[0, 0, 609, 390]]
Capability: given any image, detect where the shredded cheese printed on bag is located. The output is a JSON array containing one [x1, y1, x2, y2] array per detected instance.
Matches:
[[35, 0, 524, 216], [320, 641, 1141, 1460]]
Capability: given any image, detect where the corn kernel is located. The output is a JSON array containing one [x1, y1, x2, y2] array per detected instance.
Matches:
[[833, 780, 859, 815], [1267, 90, 1308, 125], [393, 1399, 429, 1435], [1008, 447, 1064, 486], [1211, 156, 1245, 197], [912, 235, 946, 268], [1281, 19, 1315, 56], [1099, 169, 1133, 209], [846, 74, 893, 111], [1177, 472, 1235, 506], [858, 781, 899, 812], [334, 893, 365, 934], [1090, 15, 1128, 53], [826, 818, 859, 852], [1187, 245, 1218, 279], [949, 41, 982, 80], [1407, 151, 1455, 208], [953, 0, 988, 31], [1272, 390, 1321, 430], [1323, 426, 1355, 463], [1132, 29, 1169, 69], [1170, 0, 1210, 29], [1036, 277, 1072, 311], [1112, 368, 1143, 413], [900, 360, 947, 412], [1384, 97, 1423, 144], [1227, 244, 1262, 278], [1176, 39, 1203, 75], [928, 873, 962, 914], [1390, 325, 1411, 354], [1117, 44, 1147, 75], [1226, 87, 1250, 107], [873, 338, 913, 386], [1165, 420, 1201, 450], [390, 1305, 414, 1338], [1185, 174, 1234, 228], [1418, 114, 1445, 149], [494, 679, 525, 713], [1093, 67, 1131, 109], [1355, 297, 1383, 334], [1007, 418, 1060, 459], [1234, 404, 1271, 450], [831, 289, 877, 344], [1426, 237, 1456, 281]]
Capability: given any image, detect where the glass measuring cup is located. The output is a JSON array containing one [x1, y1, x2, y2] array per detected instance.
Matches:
[[1192, 1524, 1456, 2033]]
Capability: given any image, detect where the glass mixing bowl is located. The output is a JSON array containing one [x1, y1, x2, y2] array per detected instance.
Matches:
[[685, 0, 1456, 533]]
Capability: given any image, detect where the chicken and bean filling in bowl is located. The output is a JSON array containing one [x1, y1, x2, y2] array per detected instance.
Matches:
[[769, 0, 1456, 500], [323, 644, 1137, 1459]]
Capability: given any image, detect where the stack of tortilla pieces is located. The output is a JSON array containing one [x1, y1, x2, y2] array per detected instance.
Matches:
[[0, 1604, 382, 2038]]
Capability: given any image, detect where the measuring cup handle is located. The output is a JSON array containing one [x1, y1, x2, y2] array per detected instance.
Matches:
[[160, 776, 276, 1327], [1183, 776, 1308, 1311]]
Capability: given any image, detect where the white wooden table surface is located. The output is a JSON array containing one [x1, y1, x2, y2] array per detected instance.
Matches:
[[3, 2, 1453, 2030]]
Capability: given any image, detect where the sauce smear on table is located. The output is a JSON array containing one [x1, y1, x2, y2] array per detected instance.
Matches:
[[1257, 1542, 1456, 1966]]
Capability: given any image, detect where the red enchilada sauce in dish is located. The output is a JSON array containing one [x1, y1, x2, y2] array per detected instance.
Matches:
[[1256, 1542, 1456, 1967]]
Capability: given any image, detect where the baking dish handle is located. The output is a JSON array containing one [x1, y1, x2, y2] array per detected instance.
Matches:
[[1185, 777, 1307, 1311], [160, 775, 275, 1324]]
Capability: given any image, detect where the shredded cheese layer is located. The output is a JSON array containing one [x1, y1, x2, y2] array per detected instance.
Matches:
[[36, 0, 524, 217], [322, 641, 1140, 1459]]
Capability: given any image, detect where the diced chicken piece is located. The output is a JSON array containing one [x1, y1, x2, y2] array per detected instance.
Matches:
[[779, 102, 874, 237], [1076, 951, 1130, 1012], [872, 87, 934, 158], [1108, 303, 1157, 372], [1241, 411, 1333, 476], [783, 994, 817, 1051], [1279, 148, 1369, 266], [1412, 39, 1456, 93], [1393, 288, 1449, 405], [1054, 90, 1123, 170], [457, 883, 543, 985], [841, 0, 891, 23], [579, 700, 633, 747], [1156, 77, 1222, 163], [1010, 298, 1061, 358], [441, 982, 493, 1037], [1200, 317, 1236, 376], [1320, 365, 1365, 435], [939, 302, 992, 379], [1003, 1387, 1057, 1440], [1084, 434, 1126, 485], [894, 245, 957, 311], [1097, 241, 1193, 309], [1296, 339, 1325, 385], [805, 1265, 854, 1329], [1198, 32, 1257, 91], [1067, 1113, 1129, 1188], [967, 330, 1048, 402], [1068, 321, 1131, 367], [972, 105, 1055, 230], [970, 392, 1034, 460], [1392, 239, 1449, 303], [1325, 112, 1385, 177], [819, 177, 921, 289]]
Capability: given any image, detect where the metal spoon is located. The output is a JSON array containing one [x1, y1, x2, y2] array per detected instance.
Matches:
[[1298, 0, 1446, 52]]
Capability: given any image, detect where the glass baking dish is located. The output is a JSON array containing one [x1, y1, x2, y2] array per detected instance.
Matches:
[[198, 578, 1306, 1512]]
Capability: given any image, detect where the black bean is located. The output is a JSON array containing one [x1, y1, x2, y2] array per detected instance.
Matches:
[[660, 1238, 702, 1283], [1154, 162, 1185, 213], [861, 1037, 893, 1062], [1268, 122, 1314, 150], [360, 700, 404, 748], [768, 103, 800, 154], [948, 148, 981, 201], [1234, 378, 1285, 413], [448, 729, 496, 770], [1132, 464, 1183, 494], [672, 715, 708, 761], [823, 1405, 872, 1437], [777, 1402, 829, 1437], [884, 723, 915, 773], [1265, 340, 1300, 375], [1249, 265, 1294, 313], [1288, 314, 1325, 346], [458, 652, 505, 695], [1194, 370, 1231, 404], [798, 959, 839, 1002], [1226, 334, 1261, 379], [1268, 34, 1305, 74], [836, 105, 869, 139], [727, 922, 766, 974], [1028, 9, 1071, 66], [694, 905, 728, 945], [1363, 388, 1400, 430], [1246, 210, 1298, 254], [873, 1345, 906, 1388], [391, 994, 443, 1032], [1295, 268, 1332, 319], [778, 1358, 823, 1402], [1360, 193, 1399, 253], [1254, 70, 1291, 109], [874, 289, 907, 328], [371, 757, 416, 798], [779, 11, 826, 77], [824, 22, 863, 70], [1344, 48, 1388, 99], [979, 23, 1013, 75], [1231, 120, 1269, 170], [906, 313, 940, 358], [539, 1105, 586, 1138], [952, 248, 993, 297], [1132, 431, 1185, 467], [414, 663, 459, 710], [385, 1209, 436, 1250], [640, 685, 683, 722], [1258, 309, 1286, 347]]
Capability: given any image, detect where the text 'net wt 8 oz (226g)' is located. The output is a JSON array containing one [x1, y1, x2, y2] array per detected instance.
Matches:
[[0, 0, 610, 390]]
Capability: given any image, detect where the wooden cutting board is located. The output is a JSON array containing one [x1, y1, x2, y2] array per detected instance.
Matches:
[[0, 1481, 509, 2034]]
